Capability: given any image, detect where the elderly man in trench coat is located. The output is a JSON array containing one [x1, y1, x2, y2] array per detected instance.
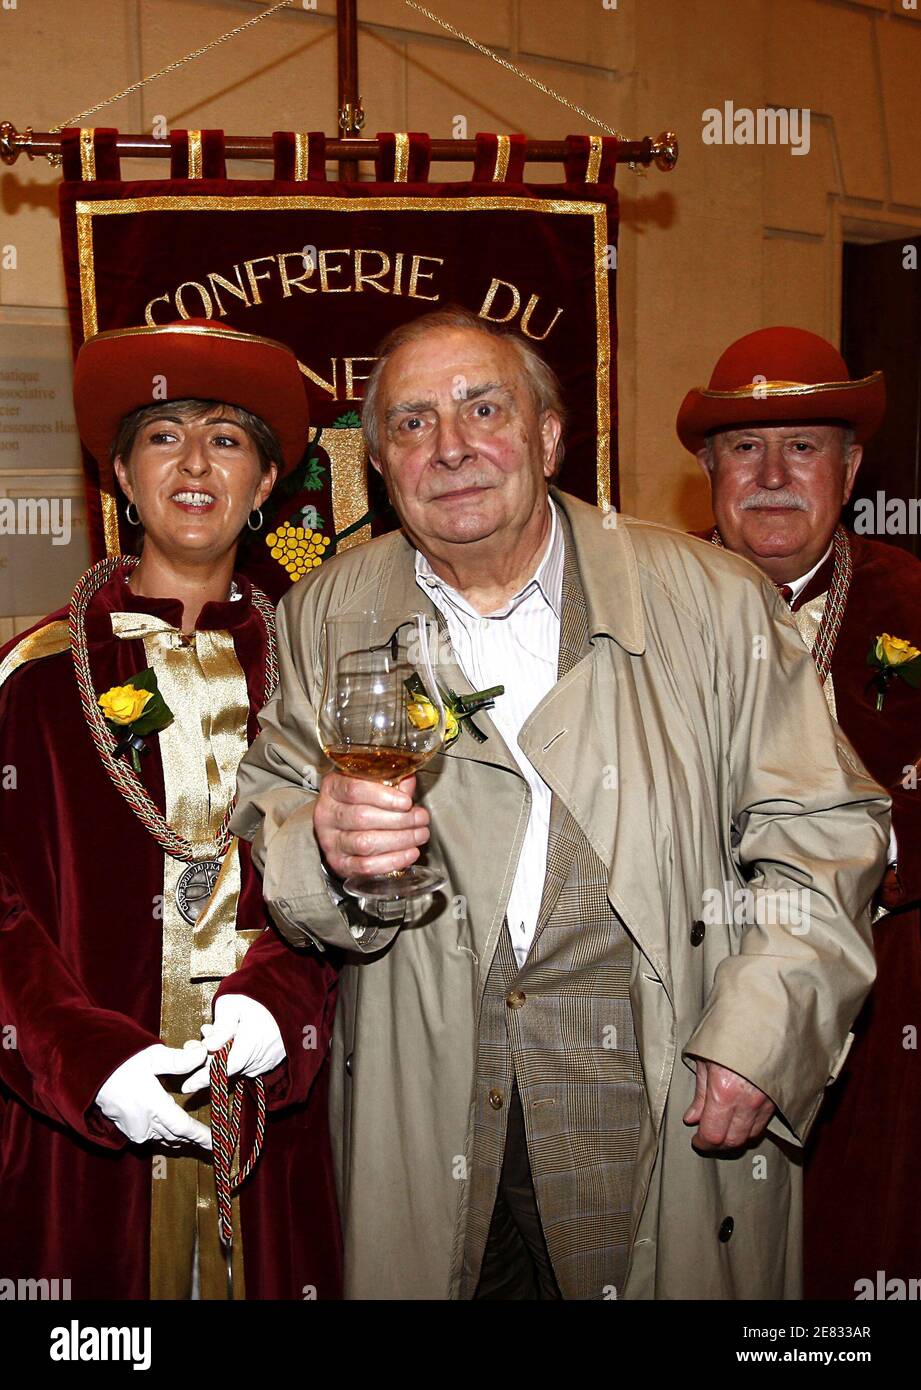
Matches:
[[231, 307, 889, 1301]]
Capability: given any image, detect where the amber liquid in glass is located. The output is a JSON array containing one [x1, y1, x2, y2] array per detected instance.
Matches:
[[324, 744, 433, 783]]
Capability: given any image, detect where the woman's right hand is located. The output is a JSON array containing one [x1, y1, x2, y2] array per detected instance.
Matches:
[[313, 772, 431, 880], [95, 1041, 213, 1149]]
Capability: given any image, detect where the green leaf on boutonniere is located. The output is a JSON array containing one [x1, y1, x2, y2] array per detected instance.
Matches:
[[121, 669, 174, 736], [897, 658, 921, 689], [403, 674, 504, 746], [99, 669, 174, 770]]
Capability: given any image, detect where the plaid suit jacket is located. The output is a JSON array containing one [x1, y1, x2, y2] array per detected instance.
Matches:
[[460, 515, 645, 1300]]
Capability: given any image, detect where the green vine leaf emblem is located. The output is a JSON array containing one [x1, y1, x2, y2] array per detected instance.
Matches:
[[302, 454, 326, 490], [332, 410, 362, 429]]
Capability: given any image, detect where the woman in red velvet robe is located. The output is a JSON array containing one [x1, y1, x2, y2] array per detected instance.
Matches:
[[0, 320, 342, 1299]]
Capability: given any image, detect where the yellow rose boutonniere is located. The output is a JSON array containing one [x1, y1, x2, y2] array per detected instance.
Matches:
[[875, 634, 920, 667], [404, 675, 504, 747], [98, 685, 153, 725], [867, 633, 921, 712], [407, 695, 460, 746], [98, 668, 174, 771]]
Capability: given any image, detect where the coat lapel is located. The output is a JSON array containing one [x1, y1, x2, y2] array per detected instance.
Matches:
[[361, 499, 668, 985], [528, 513, 591, 942], [517, 496, 676, 998]]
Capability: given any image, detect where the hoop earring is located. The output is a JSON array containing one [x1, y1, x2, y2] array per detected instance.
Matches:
[[125, 502, 140, 527], [247, 508, 264, 532]]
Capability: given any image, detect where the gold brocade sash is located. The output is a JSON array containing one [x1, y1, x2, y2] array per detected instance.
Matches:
[[792, 590, 837, 719], [110, 611, 260, 1300]]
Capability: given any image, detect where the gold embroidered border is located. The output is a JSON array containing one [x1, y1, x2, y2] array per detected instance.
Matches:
[[586, 136, 603, 184], [493, 136, 510, 182], [294, 132, 309, 181], [187, 131, 203, 180], [75, 209, 120, 551], [79, 129, 96, 181], [393, 133, 410, 183], [75, 192, 613, 543]]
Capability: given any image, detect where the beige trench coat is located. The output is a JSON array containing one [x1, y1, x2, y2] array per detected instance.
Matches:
[[232, 489, 889, 1300]]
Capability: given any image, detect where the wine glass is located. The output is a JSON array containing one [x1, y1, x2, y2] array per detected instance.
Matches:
[[318, 610, 448, 906]]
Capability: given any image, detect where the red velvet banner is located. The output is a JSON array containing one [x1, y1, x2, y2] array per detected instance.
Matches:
[[58, 129, 620, 600]]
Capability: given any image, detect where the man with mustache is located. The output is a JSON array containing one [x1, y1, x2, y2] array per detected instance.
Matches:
[[233, 307, 888, 1300], [681, 325, 921, 1299]]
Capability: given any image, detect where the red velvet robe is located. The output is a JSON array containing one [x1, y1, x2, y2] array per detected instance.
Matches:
[[792, 533, 921, 1300], [0, 569, 342, 1299], [694, 527, 921, 1298]]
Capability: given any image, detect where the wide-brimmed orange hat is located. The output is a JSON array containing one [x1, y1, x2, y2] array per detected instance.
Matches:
[[676, 326, 885, 453], [72, 318, 310, 476]]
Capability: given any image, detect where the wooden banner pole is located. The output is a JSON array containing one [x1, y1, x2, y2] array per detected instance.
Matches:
[[0, 124, 679, 172], [337, 0, 363, 180]]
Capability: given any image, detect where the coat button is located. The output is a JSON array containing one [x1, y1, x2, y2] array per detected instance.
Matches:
[[488, 1087, 504, 1110], [506, 989, 526, 1009], [718, 1217, 734, 1243], [345, 1052, 353, 1076], [690, 920, 706, 946]]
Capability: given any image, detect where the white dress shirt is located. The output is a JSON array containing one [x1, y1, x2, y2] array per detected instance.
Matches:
[[415, 497, 564, 968], [786, 540, 833, 604]]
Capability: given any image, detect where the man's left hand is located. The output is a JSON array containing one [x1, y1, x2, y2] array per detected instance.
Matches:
[[682, 1057, 775, 1152], [181, 994, 286, 1094]]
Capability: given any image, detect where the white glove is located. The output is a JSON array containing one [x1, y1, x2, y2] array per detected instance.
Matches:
[[95, 1041, 212, 1149], [181, 994, 286, 1095]]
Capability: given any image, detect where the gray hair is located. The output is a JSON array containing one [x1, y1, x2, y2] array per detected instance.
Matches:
[[361, 306, 566, 471]]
